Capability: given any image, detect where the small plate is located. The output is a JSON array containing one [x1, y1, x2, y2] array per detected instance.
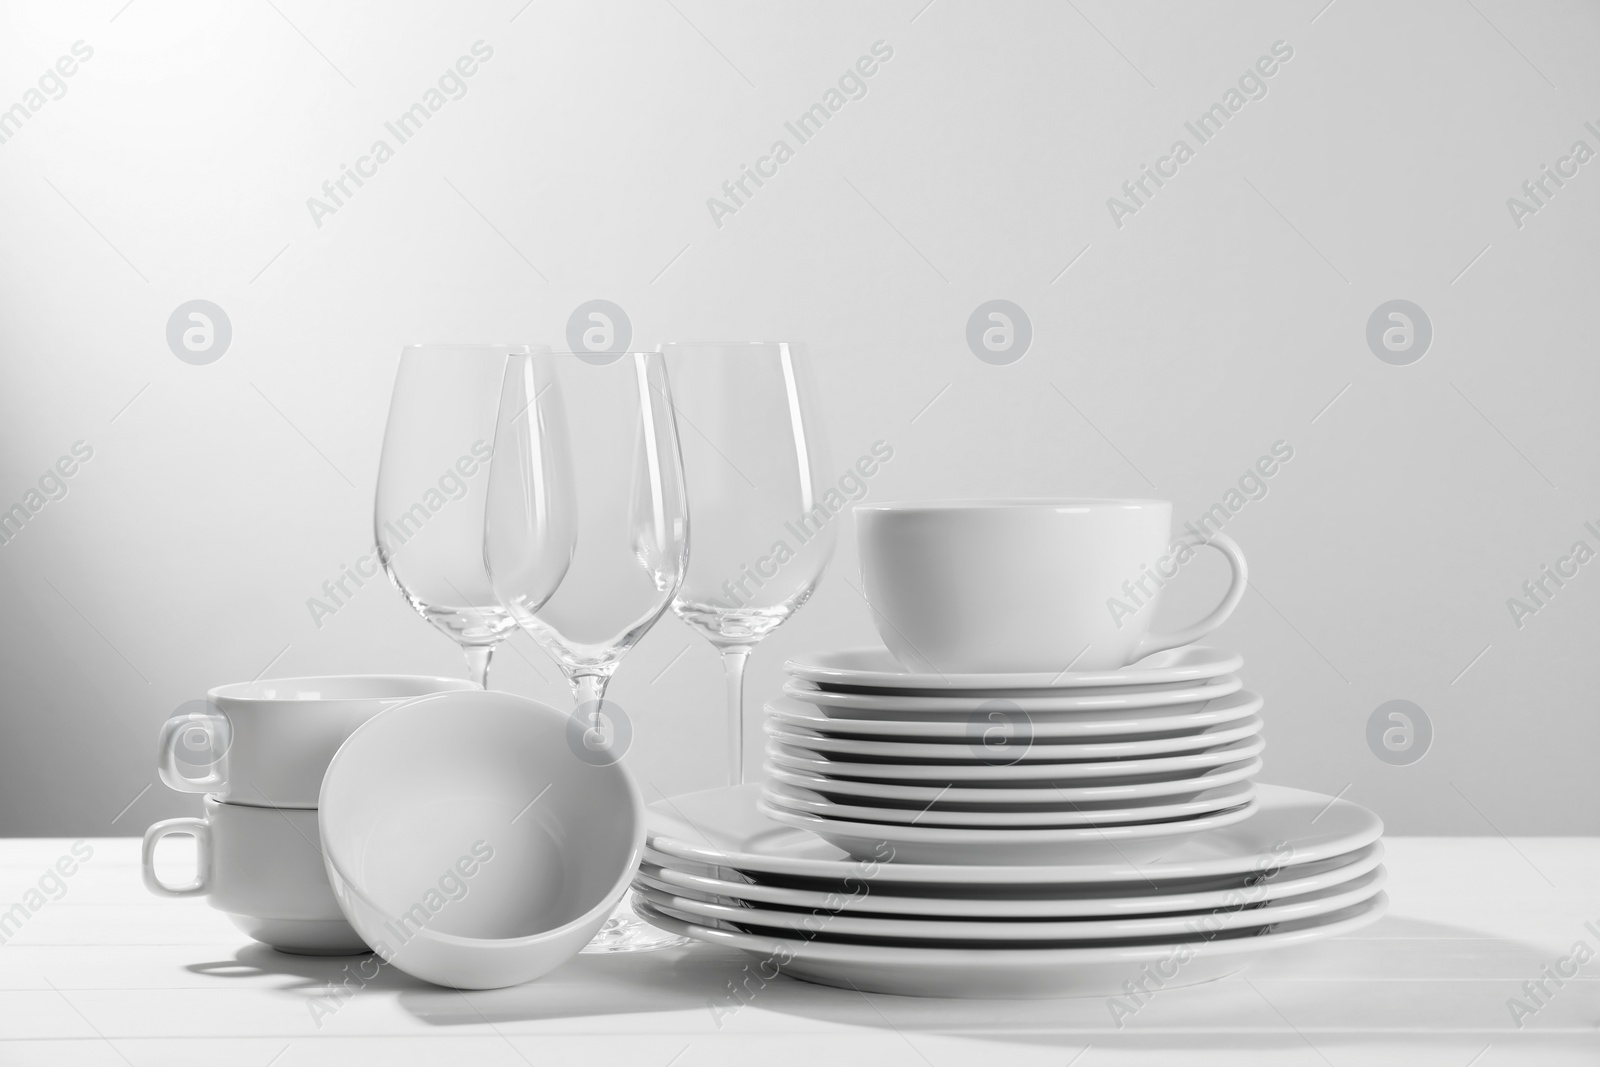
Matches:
[[787, 676, 1243, 715], [760, 779, 1256, 828], [757, 794, 1260, 864], [636, 841, 1386, 917], [764, 735, 1266, 784], [633, 894, 1389, 998], [764, 757, 1264, 807], [765, 691, 1263, 740], [645, 783, 1380, 885], [764, 714, 1264, 763], [635, 865, 1385, 942], [785, 645, 1243, 693]]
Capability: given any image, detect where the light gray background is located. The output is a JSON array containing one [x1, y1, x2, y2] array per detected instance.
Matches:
[[1, 0, 1594, 835]]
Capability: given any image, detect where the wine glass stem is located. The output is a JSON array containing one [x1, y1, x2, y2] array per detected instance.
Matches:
[[720, 647, 751, 786], [463, 645, 494, 690], [571, 671, 610, 709]]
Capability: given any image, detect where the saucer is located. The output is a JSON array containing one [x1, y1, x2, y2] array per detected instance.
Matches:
[[756, 793, 1260, 864], [763, 758, 1264, 807], [636, 865, 1384, 942], [785, 645, 1243, 693], [765, 690, 1263, 739], [764, 734, 1266, 783], [636, 841, 1385, 918], [644, 783, 1381, 884], [785, 675, 1242, 714], [761, 778, 1256, 827], [764, 713, 1264, 763], [633, 894, 1389, 998]]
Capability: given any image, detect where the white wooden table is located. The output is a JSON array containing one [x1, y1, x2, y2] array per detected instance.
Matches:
[[1, 837, 1596, 1066]]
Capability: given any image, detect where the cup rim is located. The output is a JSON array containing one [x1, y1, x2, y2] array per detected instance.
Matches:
[[856, 498, 1170, 513], [208, 675, 480, 704]]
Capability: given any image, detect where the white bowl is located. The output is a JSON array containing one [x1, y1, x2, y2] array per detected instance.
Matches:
[[318, 690, 644, 989]]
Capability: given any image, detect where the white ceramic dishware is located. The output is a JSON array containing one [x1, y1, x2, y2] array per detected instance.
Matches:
[[764, 713, 1264, 763], [635, 893, 1388, 998], [636, 865, 1385, 941], [764, 735, 1266, 783], [757, 793, 1259, 864], [644, 784, 1382, 885], [856, 500, 1247, 673], [764, 758, 1264, 808], [635, 841, 1386, 918], [764, 691, 1263, 740], [785, 675, 1243, 715], [157, 675, 478, 808], [142, 797, 367, 954], [785, 644, 1242, 693], [318, 689, 645, 989], [760, 779, 1256, 827]]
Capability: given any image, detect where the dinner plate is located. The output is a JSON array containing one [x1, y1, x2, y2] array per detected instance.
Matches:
[[633, 893, 1389, 998], [765, 691, 1263, 740], [757, 794, 1260, 864], [787, 676, 1243, 716], [785, 645, 1244, 693], [760, 779, 1256, 828], [635, 865, 1385, 942], [764, 735, 1266, 783], [636, 841, 1385, 917], [645, 783, 1382, 885], [764, 713, 1264, 763], [763, 757, 1265, 807]]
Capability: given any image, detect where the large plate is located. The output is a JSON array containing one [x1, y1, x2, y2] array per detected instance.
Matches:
[[763, 757, 1264, 808], [637, 841, 1385, 917], [635, 865, 1385, 942], [757, 794, 1260, 864], [764, 713, 1264, 763], [764, 735, 1266, 783], [761, 779, 1256, 828], [645, 783, 1382, 885], [788, 676, 1243, 716], [634, 893, 1389, 998], [785, 645, 1244, 693], [765, 691, 1263, 740]]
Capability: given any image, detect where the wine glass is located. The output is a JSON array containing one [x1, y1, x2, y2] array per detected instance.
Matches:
[[658, 342, 835, 785], [375, 345, 535, 689], [483, 349, 689, 952]]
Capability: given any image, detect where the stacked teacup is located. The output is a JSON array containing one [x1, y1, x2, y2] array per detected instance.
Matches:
[[760, 499, 1261, 862], [143, 675, 475, 954]]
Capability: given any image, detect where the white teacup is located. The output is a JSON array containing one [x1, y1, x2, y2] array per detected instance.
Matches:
[[157, 675, 478, 808], [142, 797, 367, 955], [856, 500, 1247, 674]]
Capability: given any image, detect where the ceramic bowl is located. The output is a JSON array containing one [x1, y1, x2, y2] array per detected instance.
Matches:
[[318, 689, 644, 989]]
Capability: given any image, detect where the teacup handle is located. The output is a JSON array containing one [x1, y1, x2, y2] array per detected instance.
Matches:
[[142, 817, 211, 897], [156, 711, 229, 794], [1131, 532, 1248, 661]]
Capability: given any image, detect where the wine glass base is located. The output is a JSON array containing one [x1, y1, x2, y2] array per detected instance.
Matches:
[[581, 894, 690, 953]]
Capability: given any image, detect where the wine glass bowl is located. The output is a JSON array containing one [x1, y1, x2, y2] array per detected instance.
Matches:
[[375, 344, 539, 688], [484, 351, 689, 691], [658, 342, 835, 784]]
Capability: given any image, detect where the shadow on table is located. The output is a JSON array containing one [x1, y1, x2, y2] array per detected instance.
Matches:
[[184, 943, 426, 997], [378, 913, 1591, 1048]]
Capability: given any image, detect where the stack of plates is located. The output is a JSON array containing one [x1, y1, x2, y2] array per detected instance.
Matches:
[[760, 646, 1266, 863], [634, 783, 1387, 997]]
